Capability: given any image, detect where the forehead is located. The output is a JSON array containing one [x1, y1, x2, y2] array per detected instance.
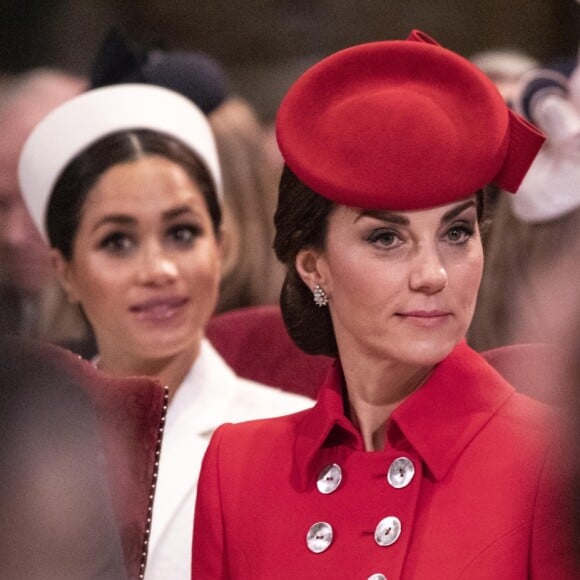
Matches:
[[83, 155, 207, 215]]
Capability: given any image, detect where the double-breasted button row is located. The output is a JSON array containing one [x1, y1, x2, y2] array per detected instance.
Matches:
[[306, 515, 402, 552], [316, 456, 415, 495], [307, 455, 414, 570]]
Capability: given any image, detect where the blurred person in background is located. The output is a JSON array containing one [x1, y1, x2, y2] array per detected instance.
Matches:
[[0, 69, 92, 353], [468, 48, 539, 213], [90, 28, 285, 313], [470, 48, 539, 108], [0, 333, 167, 580], [207, 96, 285, 311], [18, 83, 312, 580], [0, 335, 127, 580], [470, 10, 580, 545], [468, 54, 580, 352]]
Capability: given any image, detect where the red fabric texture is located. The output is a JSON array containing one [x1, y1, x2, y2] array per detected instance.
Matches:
[[193, 342, 576, 578], [28, 341, 166, 580], [276, 29, 544, 209], [206, 305, 562, 405], [206, 305, 331, 398], [481, 342, 565, 406]]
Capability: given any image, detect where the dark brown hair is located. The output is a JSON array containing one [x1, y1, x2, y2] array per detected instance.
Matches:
[[274, 165, 491, 357], [273, 166, 337, 356], [47, 129, 221, 260]]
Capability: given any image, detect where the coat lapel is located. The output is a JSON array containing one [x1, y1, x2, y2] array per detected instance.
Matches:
[[147, 340, 242, 554]]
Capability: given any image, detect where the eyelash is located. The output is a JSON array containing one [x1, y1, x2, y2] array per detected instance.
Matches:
[[445, 222, 474, 244], [97, 224, 203, 255], [167, 224, 203, 246], [364, 221, 475, 249], [98, 232, 134, 254], [365, 228, 402, 248]]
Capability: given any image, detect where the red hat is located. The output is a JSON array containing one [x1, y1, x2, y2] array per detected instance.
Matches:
[[276, 30, 545, 210]]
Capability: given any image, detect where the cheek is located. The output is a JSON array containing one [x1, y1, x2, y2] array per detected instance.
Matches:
[[68, 257, 125, 311], [324, 251, 401, 307], [184, 248, 222, 292], [458, 251, 484, 307]]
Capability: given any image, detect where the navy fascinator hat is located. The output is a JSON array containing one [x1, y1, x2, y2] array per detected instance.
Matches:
[[90, 27, 231, 114]]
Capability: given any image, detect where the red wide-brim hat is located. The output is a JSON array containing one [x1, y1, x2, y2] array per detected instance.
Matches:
[[276, 30, 545, 210]]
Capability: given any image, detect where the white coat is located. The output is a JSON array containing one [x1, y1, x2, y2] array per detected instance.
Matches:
[[144, 338, 313, 580]]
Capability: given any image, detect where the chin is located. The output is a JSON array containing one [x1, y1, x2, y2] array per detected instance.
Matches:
[[135, 331, 199, 362], [401, 336, 459, 367]]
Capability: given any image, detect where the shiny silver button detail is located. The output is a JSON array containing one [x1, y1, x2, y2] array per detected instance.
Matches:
[[374, 516, 402, 547], [306, 521, 333, 553], [368, 575, 387, 580], [316, 463, 343, 494], [387, 457, 415, 489]]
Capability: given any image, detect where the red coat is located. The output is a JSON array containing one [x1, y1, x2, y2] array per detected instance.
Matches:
[[193, 341, 576, 579]]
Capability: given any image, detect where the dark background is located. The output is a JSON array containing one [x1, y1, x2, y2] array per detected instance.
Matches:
[[2, 1, 578, 120]]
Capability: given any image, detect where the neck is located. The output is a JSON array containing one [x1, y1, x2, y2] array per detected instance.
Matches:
[[340, 351, 432, 452], [96, 340, 201, 400]]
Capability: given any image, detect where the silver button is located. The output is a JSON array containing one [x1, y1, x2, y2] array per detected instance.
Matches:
[[316, 463, 342, 494], [306, 521, 333, 553], [374, 516, 402, 547], [368, 575, 387, 580], [387, 457, 415, 489]]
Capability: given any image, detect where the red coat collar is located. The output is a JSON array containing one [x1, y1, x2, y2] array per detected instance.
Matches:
[[292, 341, 515, 488]]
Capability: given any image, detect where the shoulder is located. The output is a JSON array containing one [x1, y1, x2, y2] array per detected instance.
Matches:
[[497, 390, 561, 434], [207, 408, 310, 460], [230, 376, 314, 416], [457, 342, 562, 444], [484, 391, 566, 471], [200, 337, 315, 421]]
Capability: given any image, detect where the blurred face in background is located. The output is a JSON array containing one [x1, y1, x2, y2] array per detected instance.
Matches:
[[0, 71, 83, 296], [53, 155, 222, 366], [0, 107, 52, 295]]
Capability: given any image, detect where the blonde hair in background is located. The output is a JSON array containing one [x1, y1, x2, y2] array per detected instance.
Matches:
[[468, 193, 580, 351], [209, 97, 285, 313]]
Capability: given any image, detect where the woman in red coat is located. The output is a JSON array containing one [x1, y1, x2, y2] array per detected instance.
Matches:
[[193, 30, 576, 579]]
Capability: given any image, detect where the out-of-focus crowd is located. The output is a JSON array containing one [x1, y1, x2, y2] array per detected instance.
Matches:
[[1, 25, 579, 580]]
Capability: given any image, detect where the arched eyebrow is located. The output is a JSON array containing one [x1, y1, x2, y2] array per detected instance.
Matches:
[[355, 210, 408, 225], [355, 200, 476, 226], [91, 214, 135, 233], [162, 205, 194, 221], [91, 205, 195, 234], [441, 200, 476, 223]]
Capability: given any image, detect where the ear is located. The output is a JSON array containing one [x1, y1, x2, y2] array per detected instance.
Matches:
[[50, 249, 80, 304], [295, 247, 326, 294]]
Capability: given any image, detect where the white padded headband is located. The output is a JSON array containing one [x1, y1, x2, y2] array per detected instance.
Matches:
[[18, 83, 223, 239]]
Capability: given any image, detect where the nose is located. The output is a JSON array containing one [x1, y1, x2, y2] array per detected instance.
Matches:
[[136, 243, 178, 287], [408, 243, 448, 294]]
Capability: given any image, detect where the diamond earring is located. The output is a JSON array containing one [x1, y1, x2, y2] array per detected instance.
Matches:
[[313, 284, 329, 307]]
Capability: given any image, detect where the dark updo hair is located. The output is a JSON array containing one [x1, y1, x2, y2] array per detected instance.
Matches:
[[47, 129, 221, 260], [274, 165, 492, 357], [274, 166, 338, 356]]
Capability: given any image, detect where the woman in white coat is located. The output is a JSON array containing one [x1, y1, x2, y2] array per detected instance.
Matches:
[[18, 84, 312, 580]]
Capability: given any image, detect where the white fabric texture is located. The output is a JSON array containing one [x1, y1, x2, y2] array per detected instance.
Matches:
[[144, 338, 313, 580]]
